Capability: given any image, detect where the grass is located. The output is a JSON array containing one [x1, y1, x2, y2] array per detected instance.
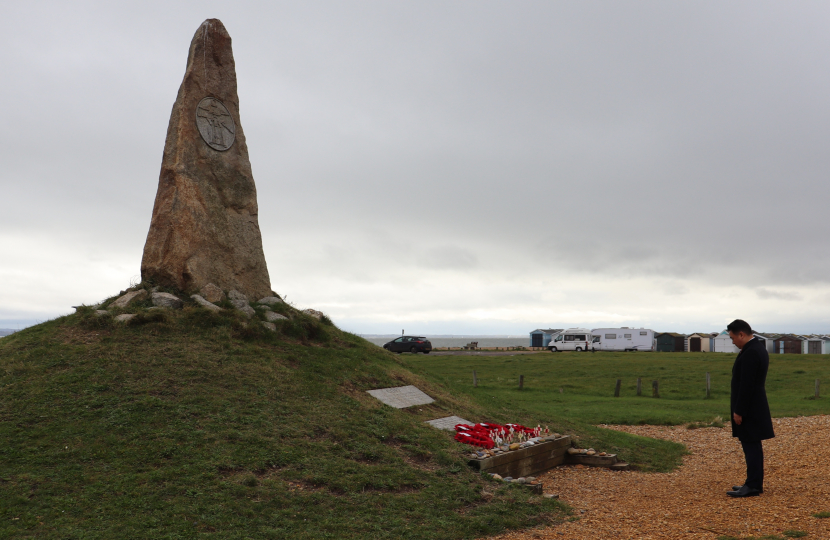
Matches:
[[401, 350, 830, 426], [813, 512, 830, 518], [0, 289, 569, 539], [397, 350, 830, 472], [5, 293, 827, 539]]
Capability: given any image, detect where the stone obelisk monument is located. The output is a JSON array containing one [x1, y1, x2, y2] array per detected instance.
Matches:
[[141, 19, 272, 300]]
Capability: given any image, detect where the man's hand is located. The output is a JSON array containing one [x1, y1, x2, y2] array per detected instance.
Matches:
[[733, 413, 742, 425]]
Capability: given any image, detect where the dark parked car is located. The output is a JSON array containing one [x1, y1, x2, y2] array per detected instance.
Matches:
[[383, 336, 432, 354]]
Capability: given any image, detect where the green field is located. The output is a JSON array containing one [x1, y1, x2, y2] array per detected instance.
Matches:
[[4, 298, 828, 539], [0, 298, 573, 540], [401, 350, 830, 426]]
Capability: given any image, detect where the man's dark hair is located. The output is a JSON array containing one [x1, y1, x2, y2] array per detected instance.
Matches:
[[727, 319, 753, 335]]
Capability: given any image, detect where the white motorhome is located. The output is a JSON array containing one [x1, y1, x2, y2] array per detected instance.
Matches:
[[591, 328, 655, 352], [548, 328, 593, 352]]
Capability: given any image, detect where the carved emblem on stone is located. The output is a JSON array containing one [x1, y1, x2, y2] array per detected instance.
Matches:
[[195, 97, 235, 151]]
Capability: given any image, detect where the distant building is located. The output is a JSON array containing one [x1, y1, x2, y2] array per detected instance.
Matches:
[[816, 336, 830, 354], [686, 333, 713, 352], [753, 333, 777, 354], [801, 336, 825, 355], [713, 331, 739, 353], [529, 328, 563, 348], [655, 332, 686, 352], [773, 334, 804, 354]]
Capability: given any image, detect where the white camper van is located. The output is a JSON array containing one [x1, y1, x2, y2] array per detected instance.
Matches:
[[548, 328, 593, 352], [591, 328, 655, 352]]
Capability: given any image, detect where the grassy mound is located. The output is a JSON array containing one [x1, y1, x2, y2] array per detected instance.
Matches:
[[0, 291, 569, 539]]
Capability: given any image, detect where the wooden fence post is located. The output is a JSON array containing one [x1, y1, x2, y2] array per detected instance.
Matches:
[[816, 379, 821, 399], [652, 380, 660, 398], [706, 372, 711, 398], [636, 378, 642, 396], [473, 370, 477, 388], [519, 375, 524, 390], [614, 379, 622, 397]]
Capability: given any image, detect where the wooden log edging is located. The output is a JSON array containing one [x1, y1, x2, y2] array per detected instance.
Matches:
[[468, 435, 631, 480], [468, 436, 571, 478]]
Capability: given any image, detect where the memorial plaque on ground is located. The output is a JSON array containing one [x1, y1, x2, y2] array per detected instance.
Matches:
[[425, 416, 473, 431], [366, 385, 434, 408]]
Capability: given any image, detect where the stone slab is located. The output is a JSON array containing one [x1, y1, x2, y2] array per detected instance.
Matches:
[[425, 416, 472, 431], [564, 453, 618, 467], [366, 385, 434, 409]]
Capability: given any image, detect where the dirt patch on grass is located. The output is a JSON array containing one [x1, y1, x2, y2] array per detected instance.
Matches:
[[487, 415, 830, 539], [59, 326, 107, 346]]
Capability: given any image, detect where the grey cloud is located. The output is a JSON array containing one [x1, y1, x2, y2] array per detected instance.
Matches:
[[755, 288, 802, 301], [419, 246, 478, 271], [3, 1, 830, 332]]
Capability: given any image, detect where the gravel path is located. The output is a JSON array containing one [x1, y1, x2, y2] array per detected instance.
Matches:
[[488, 416, 830, 539]]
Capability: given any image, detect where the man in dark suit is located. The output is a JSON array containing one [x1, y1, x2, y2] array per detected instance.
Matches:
[[726, 319, 775, 497]]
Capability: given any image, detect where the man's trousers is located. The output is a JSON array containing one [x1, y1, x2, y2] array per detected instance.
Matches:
[[740, 439, 764, 490]]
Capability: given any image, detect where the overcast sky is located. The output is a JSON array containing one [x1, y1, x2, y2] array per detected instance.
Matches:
[[3, 1, 830, 335]]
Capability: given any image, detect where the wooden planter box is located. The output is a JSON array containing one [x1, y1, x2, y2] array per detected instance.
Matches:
[[468, 436, 571, 478]]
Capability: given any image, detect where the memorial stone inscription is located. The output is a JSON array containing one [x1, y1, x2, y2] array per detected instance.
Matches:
[[196, 97, 235, 151]]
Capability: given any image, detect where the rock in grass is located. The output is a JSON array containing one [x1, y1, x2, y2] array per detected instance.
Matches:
[[139, 20, 272, 301], [151, 292, 183, 309], [264, 311, 288, 322], [503, 477, 513, 482], [95, 310, 110, 317], [199, 283, 226, 303], [227, 291, 256, 318], [109, 290, 147, 309], [258, 296, 283, 306], [303, 309, 324, 320], [190, 294, 222, 312], [228, 290, 249, 310], [261, 322, 276, 332], [114, 314, 136, 323], [492, 474, 502, 480]]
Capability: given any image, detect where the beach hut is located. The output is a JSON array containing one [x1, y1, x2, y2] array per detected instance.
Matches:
[[753, 333, 777, 354], [773, 334, 803, 354], [529, 328, 563, 348], [802, 336, 825, 355], [655, 332, 686, 352], [713, 331, 740, 353], [687, 333, 713, 352]]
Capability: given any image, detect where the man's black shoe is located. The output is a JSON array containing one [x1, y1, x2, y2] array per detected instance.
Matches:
[[727, 485, 762, 497], [731, 485, 763, 493]]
